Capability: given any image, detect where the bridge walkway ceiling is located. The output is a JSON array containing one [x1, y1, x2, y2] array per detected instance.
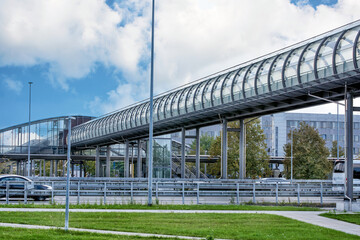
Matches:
[[71, 20, 360, 148]]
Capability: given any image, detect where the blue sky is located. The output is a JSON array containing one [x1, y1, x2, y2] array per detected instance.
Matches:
[[1, 0, 359, 129]]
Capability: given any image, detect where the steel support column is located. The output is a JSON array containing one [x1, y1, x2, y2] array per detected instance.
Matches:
[[346, 92, 354, 200], [95, 146, 100, 177], [71, 162, 74, 177], [50, 160, 53, 177], [239, 119, 246, 179], [39, 160, 42, 177], [222, 119, 228, 179], [16, 161, 19, 175], [55, 160, 58, 177], [137, 139, 142, 178], [79, 162, 82, 177], [43, 160, 46, 177], [106, 146, 111, 177], [181, 128, 186, 178], [125, 140, 130, 178], [195, 127, 200, 178]]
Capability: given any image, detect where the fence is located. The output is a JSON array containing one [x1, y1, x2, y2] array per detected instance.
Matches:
[[0, 178, 356, 205]]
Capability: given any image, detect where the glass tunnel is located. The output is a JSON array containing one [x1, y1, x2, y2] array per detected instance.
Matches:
[[71, 21, 360, 145]]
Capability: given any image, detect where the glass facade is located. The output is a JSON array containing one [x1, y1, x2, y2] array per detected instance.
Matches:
[[0, 116, 93, 155]]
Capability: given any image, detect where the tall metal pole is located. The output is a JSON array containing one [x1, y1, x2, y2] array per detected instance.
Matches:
[[346, 92, 354, 200], [65, 117, 74, 231], [27, 82, 33, 177], [148, 0, 155, 206], [291, 129, 293, 183], [337, 103, 339, 160]]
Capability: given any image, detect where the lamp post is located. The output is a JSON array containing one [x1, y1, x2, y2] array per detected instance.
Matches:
[[148, 0, 155, 206], [290, 128, 294, 183], [27, 82, 33, 177], [65, 116, 75, 231]]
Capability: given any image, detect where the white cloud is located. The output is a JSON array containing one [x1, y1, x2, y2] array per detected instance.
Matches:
[[1, 0, 360, 114], [3, 78, 23, 94], [0, 0, 150, 91]]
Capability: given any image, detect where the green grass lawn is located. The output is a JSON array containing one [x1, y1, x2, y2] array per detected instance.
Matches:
[[0, 227, 171, 240], [0, 211, 358, 240], [320, 213, 360, 225], [0, 202, 321, 211]]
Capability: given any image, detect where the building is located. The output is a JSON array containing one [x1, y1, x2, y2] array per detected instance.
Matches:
[[261, 112, 360, 157]]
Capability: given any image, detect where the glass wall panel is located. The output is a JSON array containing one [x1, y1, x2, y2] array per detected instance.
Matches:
[[186, 85, 197, 113], [212, 75, 226, 106], [222, 70, 237, 104], [299, 41, 320, 83], [157, 97, 167, 121], [256, 58, 273, 95], [244, 64, 258, 98], [203, 78, 216, 108], [165, 93, 174, 119], [178, 89, 188, 115], [171, 90, 182, 117], [316, 34, 340, 79], [284, 48, 303, 87], [357, 31, 360, 67], [335, 28, 359, 74], [152, 138, 171, 178], [194, 82, 207, 110], [269, 54, 286, 91], [141, 103, 150, 124], [233, 68, 246, 101]]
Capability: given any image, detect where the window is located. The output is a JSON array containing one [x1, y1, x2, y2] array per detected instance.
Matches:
[[355, 122, 360, 130], [321, 134, 326, 140], [355, 135, 359, 142]]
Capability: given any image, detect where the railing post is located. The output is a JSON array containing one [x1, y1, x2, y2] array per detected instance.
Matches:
[[6, 181, 9, 204], [276, 183, 279, 205], [297, 183, 300, 205], [320, 182, 323, 206], [131, 182, 134, 203], [197, 183, 200, 205], [103, 182, 107, 205], [236, 183, 239, 205], [156, 182, 159, 200], [182, 182, 185, 205], [77, 181, 80, 205], [51, 182, 54, 205], [24, 181, 28, 204], [253, 183, 256, 204]]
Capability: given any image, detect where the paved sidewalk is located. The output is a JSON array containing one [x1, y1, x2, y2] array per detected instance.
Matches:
[[0, 208, 359, 237]]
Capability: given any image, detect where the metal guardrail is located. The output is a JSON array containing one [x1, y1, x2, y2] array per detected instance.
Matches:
[[0, 178, 356, 205]]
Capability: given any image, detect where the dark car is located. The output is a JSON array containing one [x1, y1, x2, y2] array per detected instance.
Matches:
[[0, 175, 52, 201]]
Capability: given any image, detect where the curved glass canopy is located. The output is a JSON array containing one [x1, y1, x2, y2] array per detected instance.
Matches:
[[72, 21, 360, 145]]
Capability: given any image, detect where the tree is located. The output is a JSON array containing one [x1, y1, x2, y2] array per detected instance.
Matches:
[[330, 140, 345, 158], [189, 133, 215, 155], [283, 122, 332, 179], [207, 119, 270, 178]]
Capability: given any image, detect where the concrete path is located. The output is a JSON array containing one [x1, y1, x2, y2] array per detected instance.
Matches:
[[0, 208, 359, 237]]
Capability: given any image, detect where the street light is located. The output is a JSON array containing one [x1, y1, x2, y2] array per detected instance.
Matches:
[[148, 0, 155, 206], [27, 82, 33, 177], [290, 128, 294, 183], [65, 116, 75, 231]]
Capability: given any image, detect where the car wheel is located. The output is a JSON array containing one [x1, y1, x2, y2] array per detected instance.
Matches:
[[34, 196, 46, 201]]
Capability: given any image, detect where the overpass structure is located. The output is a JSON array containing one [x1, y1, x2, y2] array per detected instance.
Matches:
[[1, 21, 360, 197], [71, 20, 360, 184]]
